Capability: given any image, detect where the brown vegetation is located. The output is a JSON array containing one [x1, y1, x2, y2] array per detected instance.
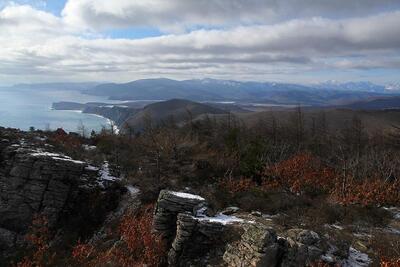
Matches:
[[71, 205, 166, 267]]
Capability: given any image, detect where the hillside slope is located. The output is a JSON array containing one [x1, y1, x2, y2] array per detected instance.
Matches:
[[123, 99, 227, 131]]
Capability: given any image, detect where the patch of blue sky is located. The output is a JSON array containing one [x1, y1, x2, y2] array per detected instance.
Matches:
[[104, 27, 163, 39], [0, 0, 66, 15], [42, 0, 66, 15]]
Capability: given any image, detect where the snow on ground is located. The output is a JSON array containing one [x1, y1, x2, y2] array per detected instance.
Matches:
[[82, 144, 97, 151], [126, 185, 140, 196], [170, 191, 205, 201], [342, 247, 371, 267], [34, 136, 47, 142], [196, 213, 245, 225], [85, 165, 99, 171], [324, 224, 344, 230], [98, 162, 119, 182]]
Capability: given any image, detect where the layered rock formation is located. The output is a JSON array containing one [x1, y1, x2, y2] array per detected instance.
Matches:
[[153, 190, 207, 240], [0, 135, 122, 253], [153, 190, 355, 267]]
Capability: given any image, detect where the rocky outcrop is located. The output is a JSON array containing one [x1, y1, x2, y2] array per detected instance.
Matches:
[[0, 138, 122, 253], [224, 224, 280, 267], [168, 213, 231, 266], [153, 190, 245, 266], [153, 190, 207, 240], [153, 190, 353, 267]]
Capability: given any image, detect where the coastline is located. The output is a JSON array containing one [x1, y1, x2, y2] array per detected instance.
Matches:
[[51, 108, 120, 134]]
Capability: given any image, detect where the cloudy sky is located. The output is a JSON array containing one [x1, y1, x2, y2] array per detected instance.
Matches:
[[0, 0, 400, 85]]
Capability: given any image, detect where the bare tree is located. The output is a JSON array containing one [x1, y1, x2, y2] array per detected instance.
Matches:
[[77, 120, 87, 137]]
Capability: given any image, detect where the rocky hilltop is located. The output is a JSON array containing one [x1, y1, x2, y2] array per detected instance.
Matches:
[[0, 128, 122, 261]]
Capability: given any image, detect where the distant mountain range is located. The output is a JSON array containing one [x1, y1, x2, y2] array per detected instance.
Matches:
[[83, 78, 400, 106], [315, 81, 385, 93], [8, 78, 400, 108]]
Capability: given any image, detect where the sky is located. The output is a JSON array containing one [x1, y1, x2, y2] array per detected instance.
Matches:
[[0, 0, 400, 85]]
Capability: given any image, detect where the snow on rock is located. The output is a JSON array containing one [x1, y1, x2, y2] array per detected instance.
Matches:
[[170, 191, 205, 201], [342, 247, 371, 267], [383, 207, 400, 220], [34, 136, 47, 142], [196, 213, 245, 225], [51, 157, 86, 165], [324, 224, 344, 230], [99, 162, 119, 182], [82, 144, 97, 151], [85, 165, 99, 171], [95, 162, 121, 188], [126, 185, 140, 196], [30, 151, 64, 157], [30, 150, 86, 164]]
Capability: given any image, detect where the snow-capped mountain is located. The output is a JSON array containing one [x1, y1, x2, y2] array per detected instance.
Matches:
[[316, 81, 386, 93], [385, 83, 400, 92]]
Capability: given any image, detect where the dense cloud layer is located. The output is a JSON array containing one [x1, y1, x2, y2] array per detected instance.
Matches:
[[62, 0, 400, 31], [0, 1, 399, 84]]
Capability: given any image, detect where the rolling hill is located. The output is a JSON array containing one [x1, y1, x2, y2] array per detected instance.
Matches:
[[123, 99, 228, 131]]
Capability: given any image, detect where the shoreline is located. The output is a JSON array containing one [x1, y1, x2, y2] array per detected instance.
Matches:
[[51, 108, 120, 134]]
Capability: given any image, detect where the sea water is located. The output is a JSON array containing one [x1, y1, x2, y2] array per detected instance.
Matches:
[[0, 87, 113, 133]]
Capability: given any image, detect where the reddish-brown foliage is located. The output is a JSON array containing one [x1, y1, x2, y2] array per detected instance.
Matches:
[[50, 131, 82, 149], [219, 177, 256, 194], [118, 205, 166, 266], [331, 178, 400, 207], [258, 152, 400, 207], [262, 152, 336, 195], [381, 258, 400, 267], [71, 205, 166, 267], [15, 215, 55, 267], [71, 241, 94, 264]]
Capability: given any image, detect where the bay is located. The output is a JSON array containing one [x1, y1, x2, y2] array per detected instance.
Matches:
[[0, 87, 114, 133]]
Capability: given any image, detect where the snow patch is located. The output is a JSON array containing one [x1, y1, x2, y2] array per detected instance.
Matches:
[[31, 151, 64, 157], [383, 207, 400, 220], [126, 185, 140, 196], [170, 191, 205, 201], [30, 150, 85, 164], [196, 213, 245, 225], [85, 165, 99, 171], [98, 162, 119, 182], [82, 144, 97, 151], [51, 157, 85, 164], [34, 136, 47, 142], [325, 224, 344, 230]]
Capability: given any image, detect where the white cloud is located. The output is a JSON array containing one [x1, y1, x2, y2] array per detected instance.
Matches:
[[0, 3, 399, 84], [61, 0, 400, 31]]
